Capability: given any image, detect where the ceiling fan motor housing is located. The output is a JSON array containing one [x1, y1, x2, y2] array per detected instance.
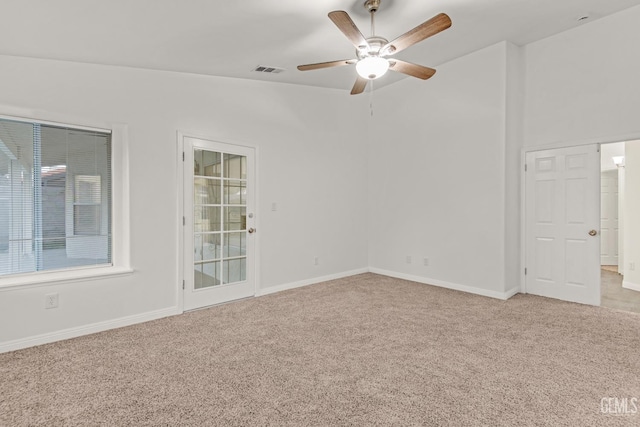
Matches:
[[356, 36, 389, 59]]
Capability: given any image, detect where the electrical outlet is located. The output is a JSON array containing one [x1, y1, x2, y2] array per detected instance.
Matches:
[[406, 256, 412, 264], [314, 256, 319, 266], [423, 257, 429, 266], [630, 262, 636, 271], [45, 293, 59, 309], [271, 202, 277, 211]]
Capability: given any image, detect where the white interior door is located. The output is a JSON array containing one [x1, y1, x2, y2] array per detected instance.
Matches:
[[183, 136, 256, 311], [525, 145, 600, 306], [600, 169, 619, 266]]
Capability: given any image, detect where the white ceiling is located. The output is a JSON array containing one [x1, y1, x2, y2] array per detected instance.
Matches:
[[1, 0, 640, 93]]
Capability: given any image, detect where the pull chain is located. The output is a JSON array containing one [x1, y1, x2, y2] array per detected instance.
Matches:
[[370, 80, 375, 117]]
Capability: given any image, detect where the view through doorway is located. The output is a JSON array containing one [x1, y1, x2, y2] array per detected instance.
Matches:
[[600, 140, 640, 314]]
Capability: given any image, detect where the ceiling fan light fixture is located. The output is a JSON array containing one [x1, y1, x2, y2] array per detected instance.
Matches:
[[356, 56, 389, 80]]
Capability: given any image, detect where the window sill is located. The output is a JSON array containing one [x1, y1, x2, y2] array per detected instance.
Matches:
[[0, 266, 134, 292]]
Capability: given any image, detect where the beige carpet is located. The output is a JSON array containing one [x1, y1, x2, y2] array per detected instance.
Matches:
[[2, 273, 640, 426]]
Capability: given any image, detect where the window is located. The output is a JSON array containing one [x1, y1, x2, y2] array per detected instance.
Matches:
[[0, 117, 112, 276]]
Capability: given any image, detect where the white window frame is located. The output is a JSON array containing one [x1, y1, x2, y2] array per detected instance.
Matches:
[[0, 115, 132, 289]]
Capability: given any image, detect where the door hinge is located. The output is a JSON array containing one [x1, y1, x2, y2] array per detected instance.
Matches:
[[182, 152, 185, 161], [182, 280, 185, 290], [524, 164, 528, 172], [183, 216, 185, 226], [524, 268, 527, 275]]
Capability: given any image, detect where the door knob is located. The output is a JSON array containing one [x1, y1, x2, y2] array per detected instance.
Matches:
[[248, 228, 256, 234], [588, 230, 597, 236]]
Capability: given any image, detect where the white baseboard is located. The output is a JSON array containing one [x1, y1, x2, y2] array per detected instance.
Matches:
[[503, 286, 521, 299], [257, 268, 370, 296], [369, 268, 519, 300], [1, 267, 520, 354], [0, 306, 181, 354], [623, 280, 640, 292]]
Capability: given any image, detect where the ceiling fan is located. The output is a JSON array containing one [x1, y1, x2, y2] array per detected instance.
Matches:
[[297, 0, 452, 95]]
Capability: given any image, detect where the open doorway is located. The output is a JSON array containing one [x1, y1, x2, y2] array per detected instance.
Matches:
[[600, 140, 640, 313]]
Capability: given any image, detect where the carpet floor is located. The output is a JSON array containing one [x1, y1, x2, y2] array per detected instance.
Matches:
[[1, 273, 640, 426]]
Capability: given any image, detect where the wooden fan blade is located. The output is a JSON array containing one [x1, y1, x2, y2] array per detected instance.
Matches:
[[328, 11, 368, 49], [350, 76, 368, 95], [297, 59, 356, 71], [383, 13, 451, 55], [389, 60, 436, 80]]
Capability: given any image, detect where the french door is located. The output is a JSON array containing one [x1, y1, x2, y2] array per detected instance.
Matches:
[[525, 144, 601, 306], [183, 136, 256, 311]]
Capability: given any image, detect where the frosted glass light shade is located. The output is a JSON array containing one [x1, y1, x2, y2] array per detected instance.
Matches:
[[356, 56, 389, 80]]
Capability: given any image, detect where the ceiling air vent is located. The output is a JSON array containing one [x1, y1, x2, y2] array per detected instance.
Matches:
[[252, 65, 285, 74]]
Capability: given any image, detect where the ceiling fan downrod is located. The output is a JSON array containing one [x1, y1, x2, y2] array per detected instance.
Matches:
[[365, 0, 381, 36]]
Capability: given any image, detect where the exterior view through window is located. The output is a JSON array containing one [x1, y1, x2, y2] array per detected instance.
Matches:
[[0, 117, 112, 276]]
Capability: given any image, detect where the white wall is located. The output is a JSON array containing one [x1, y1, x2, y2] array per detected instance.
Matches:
[[618, 165, 625, 275], [504, 42, 525, 293], [623, 141, 640, 290], [524, 5, 640, 148], [367, 42, 522, 298], [0, 55, 369, 347]]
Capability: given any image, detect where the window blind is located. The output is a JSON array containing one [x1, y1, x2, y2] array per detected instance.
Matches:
[[0, 117, 112, 276]]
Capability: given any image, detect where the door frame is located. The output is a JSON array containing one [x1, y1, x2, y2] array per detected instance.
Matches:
[[520, 132, 640, 298], [176, 131, 260, 312]]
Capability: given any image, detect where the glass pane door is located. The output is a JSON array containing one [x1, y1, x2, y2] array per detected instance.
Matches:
[[194, 150, 247, 289], [183, 136, 255, 311]]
